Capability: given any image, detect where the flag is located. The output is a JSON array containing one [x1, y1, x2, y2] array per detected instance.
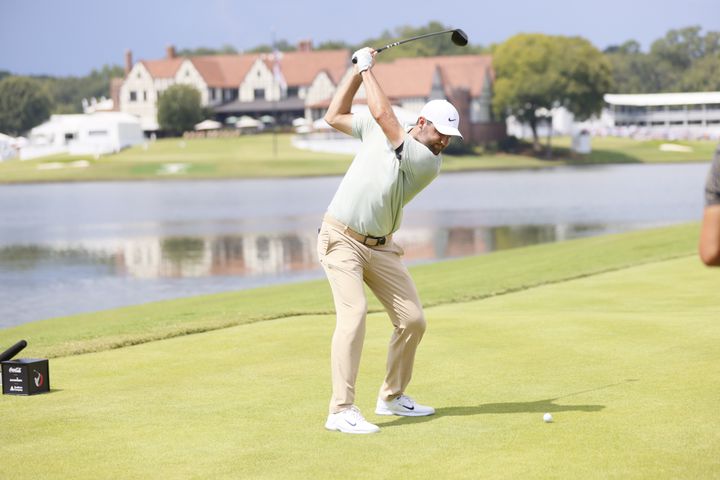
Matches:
[[272, 47, 287, 94]]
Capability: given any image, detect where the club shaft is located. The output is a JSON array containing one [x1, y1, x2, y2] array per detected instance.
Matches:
[[376, 30, 456, 53], [0, 340, 27, 362]]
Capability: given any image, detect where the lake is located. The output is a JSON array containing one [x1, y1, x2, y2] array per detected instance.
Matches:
[[0, 162, 709, 327]]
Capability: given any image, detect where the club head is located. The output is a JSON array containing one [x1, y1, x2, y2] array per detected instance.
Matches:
[[451, 29, 469, 46]]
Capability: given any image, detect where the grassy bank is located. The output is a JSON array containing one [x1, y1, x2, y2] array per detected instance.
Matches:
[[1, 223, 717, 479], [0, 135, 715, 183], [0, 223, 700, 359]]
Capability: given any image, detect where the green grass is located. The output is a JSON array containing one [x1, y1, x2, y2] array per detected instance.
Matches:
[[551, 137, 718, 164], [0, 223, 699, 359], [1, 223, 718, 479], [0, 134, 354, 183], [0, 135, 715, 183]]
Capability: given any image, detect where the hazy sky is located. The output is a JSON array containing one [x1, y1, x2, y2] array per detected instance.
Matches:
[[2, 0, 719, 77]]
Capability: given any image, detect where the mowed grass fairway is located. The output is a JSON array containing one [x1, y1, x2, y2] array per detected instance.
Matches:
[[0, 134, 716, 183], [1, 224, 719, 479]]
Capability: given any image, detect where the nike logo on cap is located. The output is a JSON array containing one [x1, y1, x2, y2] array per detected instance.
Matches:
[[448, 117, 457, 122]]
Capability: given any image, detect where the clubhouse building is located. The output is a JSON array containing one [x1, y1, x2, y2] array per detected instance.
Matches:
[[116, 43, 504, 144]]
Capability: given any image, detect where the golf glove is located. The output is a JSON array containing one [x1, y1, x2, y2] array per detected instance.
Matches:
[[352, 48, 373, 73]]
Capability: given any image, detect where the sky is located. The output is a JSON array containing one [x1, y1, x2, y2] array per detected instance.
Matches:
[[2, 0, 719, 77]]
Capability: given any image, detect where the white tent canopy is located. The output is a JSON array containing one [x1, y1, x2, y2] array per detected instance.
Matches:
[[21, 112, 144, 160], [236, 116, 262, 128], [194, 119, 223, 131], [292, 117, 311, 127], [0, 132, 18, 160]]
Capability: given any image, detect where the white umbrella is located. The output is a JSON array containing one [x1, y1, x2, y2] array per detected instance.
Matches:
[[194, 119, 222, 131], [260, 115, 276, 124], [236, 116, 261, 128], [312, 118, 332, 130]]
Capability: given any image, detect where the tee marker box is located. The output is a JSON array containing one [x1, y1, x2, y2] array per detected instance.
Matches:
[[1, 358, 50, 396]]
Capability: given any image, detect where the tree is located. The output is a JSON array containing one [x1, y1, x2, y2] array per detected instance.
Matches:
[[39, 64, 125, 114], [356, 21, 486, 62], [157, 84, 204, 135], [247, 40, 297, 54], [606, 27, 720, 93], [176, 44, 238, 56], [651, 26, 710, 68], [679, 55, 720, 91], [316, 40, 353, 51], [604, 43, 665, 93], [650, 26, 720, 91], [0, 76, 53, 135], [492, 34, 612, 152]]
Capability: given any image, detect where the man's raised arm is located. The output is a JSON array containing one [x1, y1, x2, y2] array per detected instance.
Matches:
[[324, 55, 364, 136]]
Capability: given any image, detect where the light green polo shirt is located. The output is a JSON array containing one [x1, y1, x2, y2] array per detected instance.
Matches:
[[327, 113, 441, 237]]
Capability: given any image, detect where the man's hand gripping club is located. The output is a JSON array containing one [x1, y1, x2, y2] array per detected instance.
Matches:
[[351, 47, 375, 74]]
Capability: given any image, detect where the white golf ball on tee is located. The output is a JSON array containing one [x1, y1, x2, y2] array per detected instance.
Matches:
[[543, 413, 553, 423]]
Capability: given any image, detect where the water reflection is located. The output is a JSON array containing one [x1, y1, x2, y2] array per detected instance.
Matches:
[[0, 164, 707, 326], [0, 223, 623, 281]]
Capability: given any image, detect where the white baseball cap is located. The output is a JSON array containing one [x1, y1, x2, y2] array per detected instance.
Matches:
[[419, 99, 462, 139]]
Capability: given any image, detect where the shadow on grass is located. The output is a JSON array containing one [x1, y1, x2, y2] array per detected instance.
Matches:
[[378, 399, 604, 428], [378, 380, 639, 428]]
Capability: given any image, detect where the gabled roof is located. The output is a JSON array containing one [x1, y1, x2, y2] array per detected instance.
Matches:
[[190, 55, 258, 88], [137, 50, 350, 88], [370, 61, 438, 99], [139, 55, 259, 87], [365, 54, 493, 100], [392, 55, 493, 97], [134, 50, 490, 98], [139, 58, 184, 78], [263, 49, 349, 86]]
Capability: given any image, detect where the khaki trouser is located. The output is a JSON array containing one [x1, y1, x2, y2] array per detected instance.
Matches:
[[317, 215, 426, 413]]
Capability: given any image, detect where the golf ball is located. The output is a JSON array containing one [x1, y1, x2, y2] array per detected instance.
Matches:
[[543, 413, 553, 423]]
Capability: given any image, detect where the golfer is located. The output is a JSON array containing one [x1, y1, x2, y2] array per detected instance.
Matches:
[[700, 143, 720, 266], [318, 47, 463, 434]]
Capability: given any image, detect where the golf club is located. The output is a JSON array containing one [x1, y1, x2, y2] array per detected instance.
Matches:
[[352, 28, 468, 63], [0, 340, 27, 363]]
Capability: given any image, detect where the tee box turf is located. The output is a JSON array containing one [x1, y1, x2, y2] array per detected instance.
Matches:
[[2, 358, 50, 396]]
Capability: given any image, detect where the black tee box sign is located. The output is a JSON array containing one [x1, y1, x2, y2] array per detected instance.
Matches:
[[2, 359, 50, 395]]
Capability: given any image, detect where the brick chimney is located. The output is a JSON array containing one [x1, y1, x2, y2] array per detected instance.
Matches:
[[124, 49, 133, 76], [166, 45, 176, 59], [297, 39, 313, 52], [110, 78, 123, 111], [447, 87, 472, 143]]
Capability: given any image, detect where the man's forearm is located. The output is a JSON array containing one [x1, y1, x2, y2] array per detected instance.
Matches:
[[360, 69, 403, 147], [361, 70, 394, 122], [325, 73, 362, 127]]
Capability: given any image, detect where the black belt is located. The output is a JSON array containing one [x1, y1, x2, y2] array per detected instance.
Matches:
[[322, 214, 390, 247]]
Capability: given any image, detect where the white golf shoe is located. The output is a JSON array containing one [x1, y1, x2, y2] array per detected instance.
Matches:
[[325, 406, 380, 434], [375, 394, 435, 417]]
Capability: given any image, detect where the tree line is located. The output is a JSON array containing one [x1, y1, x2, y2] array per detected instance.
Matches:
[[0, 23, 718, 137]]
